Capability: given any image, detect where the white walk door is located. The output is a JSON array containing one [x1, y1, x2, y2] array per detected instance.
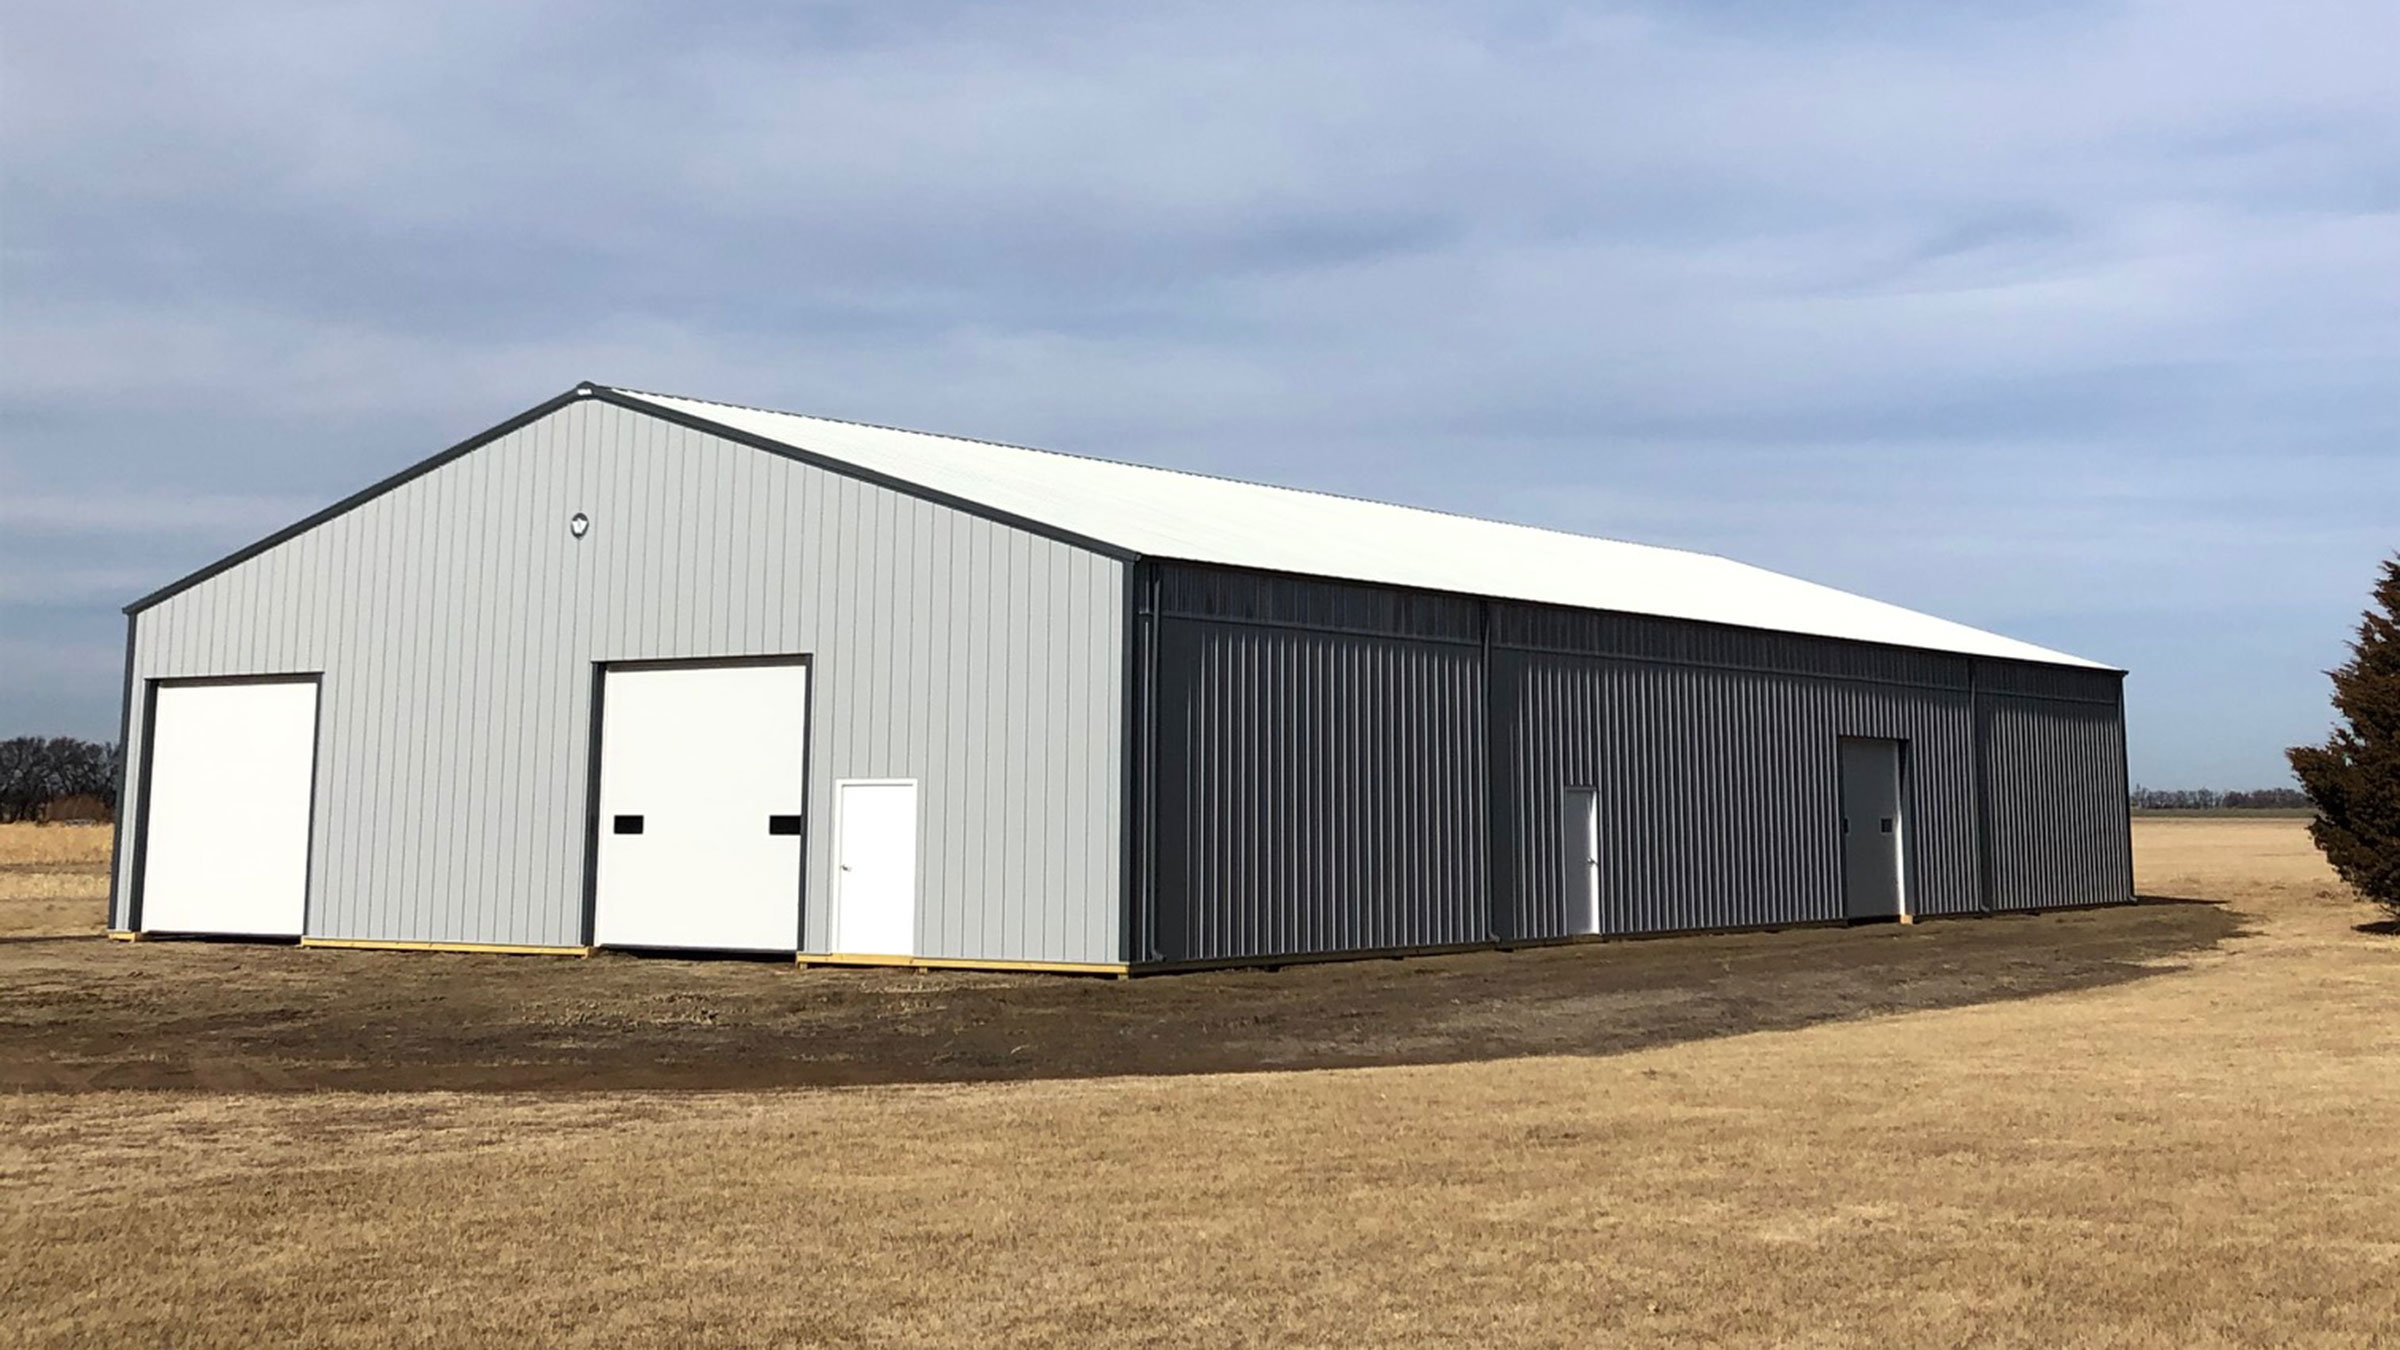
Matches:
[[594, 662, 809, 952], [832, 780, 918, 956], [140, 679, 319, 937], [1563, 788, 1601, 936]]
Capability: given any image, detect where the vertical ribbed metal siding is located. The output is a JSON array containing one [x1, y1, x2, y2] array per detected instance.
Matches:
[[1986, 694, 2134, 910], [1493, 602, 1978, 691], [1495, 652, 1981, 939], [1147, 617, 1486, 962], [1977, 659, 2122, 704], [111, 400, 1126, 964], [1158, 564, 1484, 642], [1141, 563, 2129, 963]]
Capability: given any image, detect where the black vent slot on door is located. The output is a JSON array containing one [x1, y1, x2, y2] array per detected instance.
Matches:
[[612, 815, 644, 835], [767, 814, 803, 836]]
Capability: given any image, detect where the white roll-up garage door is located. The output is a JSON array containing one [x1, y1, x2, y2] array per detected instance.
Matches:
[[138, 678, 320, 937], [592, 660, 810, 953]]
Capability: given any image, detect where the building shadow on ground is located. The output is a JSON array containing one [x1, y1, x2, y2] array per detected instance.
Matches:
[[0, 897, 2245, 1094]]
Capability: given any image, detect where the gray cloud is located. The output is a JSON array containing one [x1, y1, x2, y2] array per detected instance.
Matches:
[[0, 493, 322, 536], [3, 0, 2395, 782]]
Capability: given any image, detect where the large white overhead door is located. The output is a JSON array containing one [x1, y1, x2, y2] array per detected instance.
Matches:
[[139, 679, 319, 937], [593, 661, 809, 952]]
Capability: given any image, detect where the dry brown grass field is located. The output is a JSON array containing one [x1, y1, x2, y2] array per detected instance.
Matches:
[[3, 817, 2394, 1346], [0, 821, 111, 940]]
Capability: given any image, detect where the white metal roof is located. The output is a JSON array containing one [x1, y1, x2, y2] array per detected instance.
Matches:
[[614, 388, 2110, 671]]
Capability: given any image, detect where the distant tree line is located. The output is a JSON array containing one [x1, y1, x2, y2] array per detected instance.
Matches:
[[0, 737, 122, 823], [2128, 786, 2312, 812]]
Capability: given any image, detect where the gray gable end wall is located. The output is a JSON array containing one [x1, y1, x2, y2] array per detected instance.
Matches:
[[110, 399, 1127, 964]]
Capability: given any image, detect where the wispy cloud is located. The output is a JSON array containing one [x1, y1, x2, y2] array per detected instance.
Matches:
[[0, 568, 164, 606], [0, 493, 321, 536]]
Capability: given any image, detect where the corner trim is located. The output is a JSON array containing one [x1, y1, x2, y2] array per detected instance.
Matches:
[[104, 613, 137, 929]]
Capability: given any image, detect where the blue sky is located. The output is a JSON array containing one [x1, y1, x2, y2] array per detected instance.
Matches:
[[3, 1, 2394, 785]]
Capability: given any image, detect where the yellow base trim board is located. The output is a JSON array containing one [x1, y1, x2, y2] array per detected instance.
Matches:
[[299, 937, 593, 957], [799, 952, 1132, 977], [106, 930, 143, 942]]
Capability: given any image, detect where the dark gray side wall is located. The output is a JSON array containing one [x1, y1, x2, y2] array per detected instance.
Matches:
[[1495, 652, 1980, 936], [112, 399, 1126, 963], [1986, 693, 2131, 911], [1141, 563, 2131, 963], [1147, 612, 1489, 962]]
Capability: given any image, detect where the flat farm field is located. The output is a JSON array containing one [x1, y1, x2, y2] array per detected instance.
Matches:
[[2, 818, 2393, 1346]]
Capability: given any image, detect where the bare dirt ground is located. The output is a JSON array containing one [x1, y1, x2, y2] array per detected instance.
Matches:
[[2, 818, 2394, 1346]]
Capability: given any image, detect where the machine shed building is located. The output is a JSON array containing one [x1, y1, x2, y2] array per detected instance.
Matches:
[[109, 385, 2133, 973]]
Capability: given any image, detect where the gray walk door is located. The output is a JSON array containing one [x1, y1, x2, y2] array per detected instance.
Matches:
[[1839, 738, 1906, 919]]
